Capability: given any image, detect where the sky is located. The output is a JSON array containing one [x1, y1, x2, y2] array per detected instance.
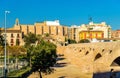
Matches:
[[0, 0, 120, 30]]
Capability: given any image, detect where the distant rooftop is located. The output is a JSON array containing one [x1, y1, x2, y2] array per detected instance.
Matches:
[[89, 22, 107, 26], [45, 20, 60, 26], [70, 25, 80, 28]]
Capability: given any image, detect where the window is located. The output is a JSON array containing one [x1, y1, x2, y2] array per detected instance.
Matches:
[[11, 33, 14, 38], [16, 39, 20, 46], [11, 44, 13, 46], [73, 28, 76, 40], [17, 33, 20, 38], [22, 32, 24, 38], [102, 33, 104, 38], [84, 33, 86, 39], [96, 33, 98, 38], [11, 39, 14, 43]]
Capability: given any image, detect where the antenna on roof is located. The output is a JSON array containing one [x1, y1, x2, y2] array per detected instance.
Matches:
[[88, 15, 93, 23], [89, 16, 93, 22]]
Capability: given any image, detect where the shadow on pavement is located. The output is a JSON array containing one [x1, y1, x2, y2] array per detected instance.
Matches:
[[54, 54, 67, 68], [56, 57, 66, 61], [54, 62, 67, 68], [58, 76, 66, 78], [57, 54, 64, 57]]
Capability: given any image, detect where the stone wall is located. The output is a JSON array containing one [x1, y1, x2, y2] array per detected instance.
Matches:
[[57, 41, 120, 73]]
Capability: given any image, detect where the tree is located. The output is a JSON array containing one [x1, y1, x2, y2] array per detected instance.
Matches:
[[0, 34, 5, 46], [0, 46, 3, 58], [44, 33, 49, 37], [23, 32, 38, 67], [36, 35, 43, 44], [67, 39, 77, 44], [9, 46, 26, 69], [23, 32, 38, 47], [78, 39, 90, 43], [27, 45, 35, 67], [31, 41, 57, 78]]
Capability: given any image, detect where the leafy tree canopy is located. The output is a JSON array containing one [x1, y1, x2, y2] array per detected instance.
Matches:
[[23, 33, 57, 78], [31, 41, 57, 78], [67, 39, 77, 44], [9, 46, 26, 57], [24, 32, 38, 47]]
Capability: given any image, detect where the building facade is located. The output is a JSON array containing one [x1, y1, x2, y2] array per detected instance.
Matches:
[[0, 28, 24, 46], [111, 30, 120, 38], [79, 30, 104, 40], [0, 19, 112, 46], [68, 25, 78, 41], [70, 22, 112, 42], [2, 19, 69, 46]]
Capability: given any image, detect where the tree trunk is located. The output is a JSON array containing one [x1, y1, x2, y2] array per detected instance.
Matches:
[[39, 70, 42, 78], [30, 57, 31, 67], [15, 57, 18, 69]]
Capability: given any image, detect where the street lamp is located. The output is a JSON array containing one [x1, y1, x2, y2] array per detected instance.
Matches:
[[4, 10, 10, 78]]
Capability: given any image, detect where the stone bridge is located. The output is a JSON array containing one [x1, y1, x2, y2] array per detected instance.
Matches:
[[57, 41, 120, 74]]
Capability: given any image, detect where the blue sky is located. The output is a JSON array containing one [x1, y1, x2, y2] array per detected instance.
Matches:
[[0, 0, 120, 30]]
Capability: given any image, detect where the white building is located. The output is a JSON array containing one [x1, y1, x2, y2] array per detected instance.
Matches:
[[45, 20, 60, 26]]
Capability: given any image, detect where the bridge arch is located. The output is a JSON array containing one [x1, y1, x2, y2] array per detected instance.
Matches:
[[110, 56, 120, 66]]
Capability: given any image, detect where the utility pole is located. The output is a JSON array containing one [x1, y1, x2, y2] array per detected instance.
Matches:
[[4, 10, 10, 78]]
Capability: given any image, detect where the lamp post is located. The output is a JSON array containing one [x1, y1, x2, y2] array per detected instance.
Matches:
[[4, 10, 10, 78]]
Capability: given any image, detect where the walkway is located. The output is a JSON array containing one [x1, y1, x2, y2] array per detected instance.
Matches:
[[28, 55, 92, 78]]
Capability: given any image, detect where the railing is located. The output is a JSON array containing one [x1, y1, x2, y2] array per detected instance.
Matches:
[[0, 59, 28, 77]]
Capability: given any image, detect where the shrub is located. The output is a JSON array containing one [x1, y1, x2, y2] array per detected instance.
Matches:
[[7, 66, 31, 77], [78, 39, 90, 43], [67, 39, 77, 44]]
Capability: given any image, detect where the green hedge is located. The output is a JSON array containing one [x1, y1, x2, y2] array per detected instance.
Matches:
[[7, 66, 31, 77]]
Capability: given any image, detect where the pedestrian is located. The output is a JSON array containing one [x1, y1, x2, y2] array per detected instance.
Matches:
[[110, 69, 114, 78], [110, 69, 117, 78]]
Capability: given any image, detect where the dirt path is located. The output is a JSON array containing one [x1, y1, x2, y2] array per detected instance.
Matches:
[[28, 55, 93, 78]]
